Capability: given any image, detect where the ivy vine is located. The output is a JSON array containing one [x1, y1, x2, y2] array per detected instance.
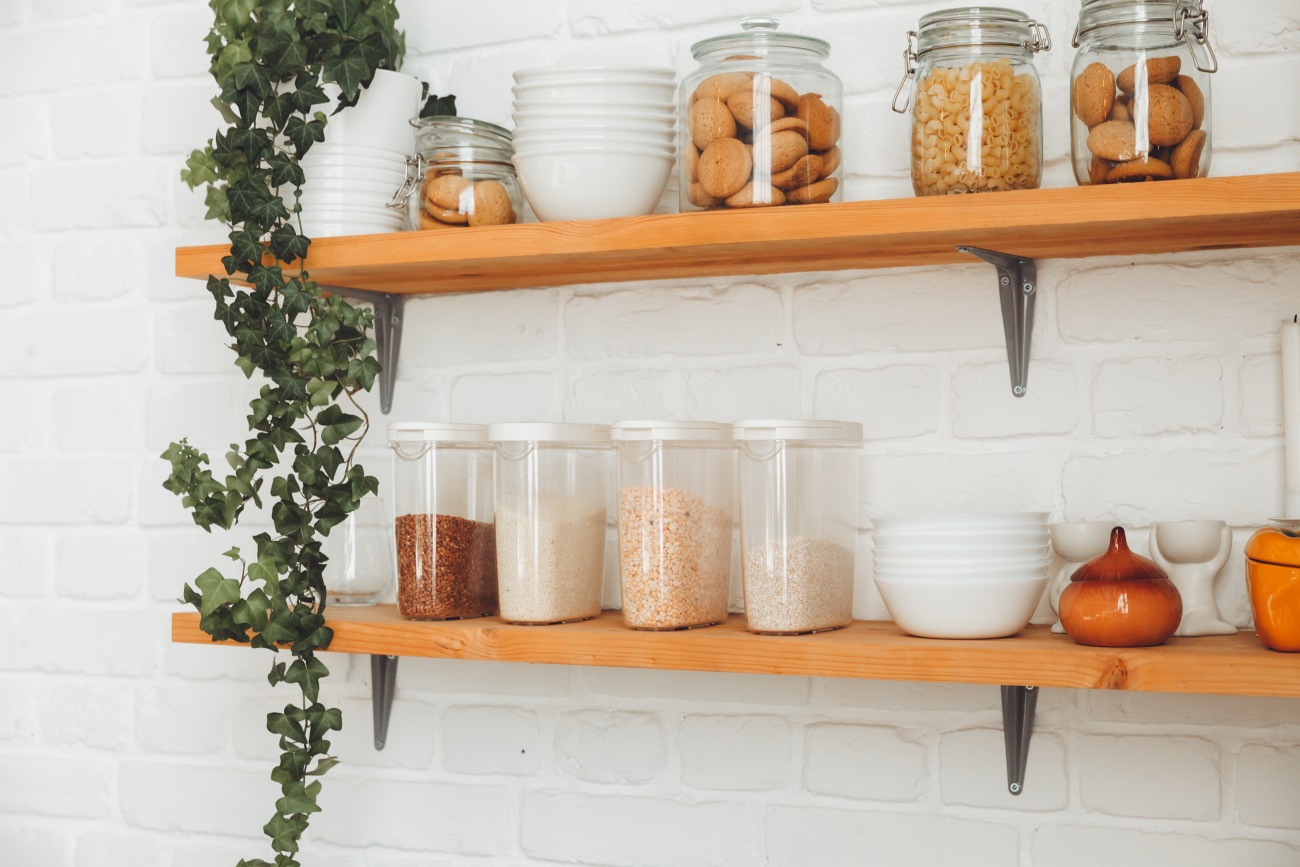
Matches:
[[164, 2, 404, 864]]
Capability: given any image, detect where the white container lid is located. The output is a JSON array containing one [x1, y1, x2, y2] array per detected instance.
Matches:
[[487, 422, 611, 444], [387, 421, 490, 443], [732, 419, 864, 443], [610, 420, 732, 442]]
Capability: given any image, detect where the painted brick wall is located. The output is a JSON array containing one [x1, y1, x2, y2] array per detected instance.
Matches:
[[2, 0, 1299, 865]]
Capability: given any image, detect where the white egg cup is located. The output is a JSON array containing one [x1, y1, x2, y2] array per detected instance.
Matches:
[[1150, 520, 1236, 637], [1048, 521, 1114, 634]]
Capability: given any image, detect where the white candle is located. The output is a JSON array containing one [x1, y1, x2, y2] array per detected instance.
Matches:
[[1283, 316, 1300, 519]]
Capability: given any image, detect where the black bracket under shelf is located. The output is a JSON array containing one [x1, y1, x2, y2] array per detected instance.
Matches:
[[957, 246, 1037, 398], [370, 654, 399, 750], [323, 286, 405, 415], [1000, 685, 1038, 795]]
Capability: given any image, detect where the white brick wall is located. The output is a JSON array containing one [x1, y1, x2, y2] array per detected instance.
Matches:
[[3, 1, 1300, 865]]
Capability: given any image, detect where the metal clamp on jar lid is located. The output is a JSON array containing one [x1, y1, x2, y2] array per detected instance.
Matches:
[[1073, 0, 1217, 73], [892, 7, 1051, 113]]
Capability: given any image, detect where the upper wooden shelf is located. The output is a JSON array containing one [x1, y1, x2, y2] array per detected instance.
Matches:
[[174, 173, 1300, 296], [171, 607, 1300, 698]]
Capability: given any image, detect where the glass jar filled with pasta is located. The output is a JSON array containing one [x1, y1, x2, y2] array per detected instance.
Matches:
[[892, 7, 1051, 196], [1070, 0, 1216, 186]]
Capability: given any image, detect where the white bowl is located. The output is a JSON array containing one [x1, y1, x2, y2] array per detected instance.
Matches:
[[298, 176, 407, 195], [302, 164, 410, 184], [298, 218, 404, 238], [512, 97, 676, 115], [304, 141, 412, 161], [872, 512, 1050, 532], [875, 574, 1049, 639], [512, 131, 676, 152], [514, 65, 675, 82], [513, 146, 673, 222], [512, 79, 678, 103], [872, 551, 1051, 570], [318, 69, 422, 152], [298, 190, 404, 209], [874, 529, 1051, 548], [513, 109, 677, 129], [300, 155, 410, 176], [874, 559, 1050, 580]]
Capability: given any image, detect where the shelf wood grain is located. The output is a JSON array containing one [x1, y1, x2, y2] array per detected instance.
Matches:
[[174, 172, 1300, 296], [171, 607, 1300, 697]]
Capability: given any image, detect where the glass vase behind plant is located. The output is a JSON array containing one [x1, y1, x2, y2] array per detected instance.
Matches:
[[322, 496, 394, 606]]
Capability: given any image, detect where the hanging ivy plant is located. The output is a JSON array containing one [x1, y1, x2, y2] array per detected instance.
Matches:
[[164, 2, 404, 864]]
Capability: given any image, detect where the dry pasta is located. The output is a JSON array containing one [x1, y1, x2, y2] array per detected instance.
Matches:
[[911, 58, 1041, 196]]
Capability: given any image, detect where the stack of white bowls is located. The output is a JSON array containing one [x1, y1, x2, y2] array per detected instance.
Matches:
[[511, 66, 677, 222], [297, 69, 422, 237], [871, 512, 1051, 639]]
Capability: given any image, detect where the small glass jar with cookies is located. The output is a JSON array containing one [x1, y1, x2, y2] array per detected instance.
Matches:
[[396, 116, 523, 230], [1070, 0, 1216, 186], [681, 18, 843, 212], [892, 7, 1052, 197]]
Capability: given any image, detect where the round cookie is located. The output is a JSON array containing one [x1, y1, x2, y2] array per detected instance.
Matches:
[[1073, 62, 1115, 128], [1144, 83, 1193, 146], [468, 179, 514, 227], [1105, 156, 1174, 183], [767, 77, 801, 112], [818, 145, 841, 176], [691, 72, 752, 104], [417, 209, 453, 230], [687, 182, 722, 208], [697, 137, 752, 198], [1170, 129, 1207, 179], [1109, 99, 1130, 122], [425, 203, 469, 224], [684, 144, 701, 184], [1089, 156, 1112, 185], [724, 182, 785, 207], [768, 117, 809, 138], [426, 173, 472, 211], [727, 89, 784, 128], [1175, 74, 1205, 130], [1117, 55, 1182, 92], [772, 154, 823, 191], [797, 93, 840, 151], [788, 177, 839, 204], [691, 97, 738, 151], [1087, 120, 1140, 162], [768, 129, 809, 173]]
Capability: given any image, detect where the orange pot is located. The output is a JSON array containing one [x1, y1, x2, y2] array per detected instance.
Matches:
[[1245, 526, 1300, 652], [1059, 526, 1182, 648]]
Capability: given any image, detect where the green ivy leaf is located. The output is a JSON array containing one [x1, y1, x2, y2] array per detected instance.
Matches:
[[194, 567, 242, 616]]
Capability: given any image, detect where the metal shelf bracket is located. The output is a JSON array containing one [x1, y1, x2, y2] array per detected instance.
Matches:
[[1000, 685, 1038, 795], [370, 654, 399, 750], [322, 286, 405, 415], [956, 246, 1037, 398]]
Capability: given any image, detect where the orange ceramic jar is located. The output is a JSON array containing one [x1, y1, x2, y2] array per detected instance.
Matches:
[[1244, 525, 1300, 652]]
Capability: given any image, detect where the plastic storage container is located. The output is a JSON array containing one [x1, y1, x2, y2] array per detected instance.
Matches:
[[392, 116, 522, 229], [611, 421, 735, 630], [489, 422, 611, 625], [892, 7, 1050, 196], [734, 419, 863, 634], [680, 17, 843, 211], [1070, 0, 1215, 185], [388, 423, 498, 621]]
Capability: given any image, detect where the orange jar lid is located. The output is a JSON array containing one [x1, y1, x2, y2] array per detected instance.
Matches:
[[1245, 526, 1300, 567]]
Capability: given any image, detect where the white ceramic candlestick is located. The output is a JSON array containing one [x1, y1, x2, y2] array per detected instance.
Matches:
[[1048, 521, 1113, 634], [1150, 520, 1236, 637], [1282, 316, 1300, 520]]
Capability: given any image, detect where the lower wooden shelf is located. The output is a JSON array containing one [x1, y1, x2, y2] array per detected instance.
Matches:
[[170, 606, 1300, 698]]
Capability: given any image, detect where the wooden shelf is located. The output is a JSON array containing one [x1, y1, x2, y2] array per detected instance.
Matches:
[[174, 173, 1300, 295], [171, 607, 1300, 698]]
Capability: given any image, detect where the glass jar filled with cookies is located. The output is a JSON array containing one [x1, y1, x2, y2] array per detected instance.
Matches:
[[394, 116, 523, 230], [1070, 0, 1216, 185], [681, 18, 843, 211], [892, 7, 1051, 196]]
